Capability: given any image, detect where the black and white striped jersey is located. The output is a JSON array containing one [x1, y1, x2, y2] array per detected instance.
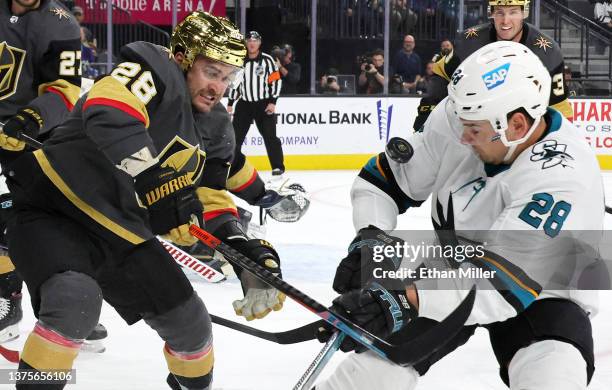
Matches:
[[228, 52, 282, 105]]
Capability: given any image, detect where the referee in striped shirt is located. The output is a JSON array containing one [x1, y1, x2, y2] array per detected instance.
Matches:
[[227, 31, 285, 176]]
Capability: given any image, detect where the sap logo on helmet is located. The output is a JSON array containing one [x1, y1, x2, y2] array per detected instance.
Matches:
[[482, 63, 511, 90]]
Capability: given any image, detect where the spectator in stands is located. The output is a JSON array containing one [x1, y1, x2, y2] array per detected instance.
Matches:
[[80, 27, 98, 79], [319, 68, 343, 95], [393, 34, 422, 92], [72, 6, 96, 53], [358, 49, 386, 94], [274, 44, 301, 95], [416, 61, 435, 94], [564, 65, 584, 97], [432, 39, 453, 62], [594, 0, 612, 31], [391, 0, 418, 35]]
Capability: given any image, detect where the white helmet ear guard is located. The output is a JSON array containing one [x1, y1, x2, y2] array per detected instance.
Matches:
[[447, 41, 550, 160]]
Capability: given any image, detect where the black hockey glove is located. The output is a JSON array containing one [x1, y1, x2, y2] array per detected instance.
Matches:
[[317, 282, 417, 353], [214, 220, 282, 279], [1, 108, 43, 151], [134, 165, 203, 246], [333, 226, 405, 294]]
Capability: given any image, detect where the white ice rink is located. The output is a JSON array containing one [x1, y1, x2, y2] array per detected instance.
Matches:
[[1, 170, 611, 389]]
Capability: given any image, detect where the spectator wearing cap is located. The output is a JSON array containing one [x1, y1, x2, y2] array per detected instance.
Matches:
[[227, 31, 285, 176]]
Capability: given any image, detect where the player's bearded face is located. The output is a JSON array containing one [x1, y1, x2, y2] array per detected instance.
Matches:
[[492, 6, 524, 42], [187, 57, 240, 113], [460, 119, 509, 164]]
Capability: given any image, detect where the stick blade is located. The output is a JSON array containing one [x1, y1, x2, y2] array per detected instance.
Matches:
[[390, 286, 476, 366], [210, 314, 322, 344]]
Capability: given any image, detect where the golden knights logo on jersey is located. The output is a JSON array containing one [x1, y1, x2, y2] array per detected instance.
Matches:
[[0, 41, 26, 100], [157, 135, 207, 185], [530, 139, 574, 169]]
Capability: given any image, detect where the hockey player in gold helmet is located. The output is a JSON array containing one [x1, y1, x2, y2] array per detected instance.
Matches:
[[413, 0, 572, 131], [5, 11, 259, 389]]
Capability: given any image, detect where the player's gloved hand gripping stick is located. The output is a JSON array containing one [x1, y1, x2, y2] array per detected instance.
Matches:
[[188, 224, 476, 367]]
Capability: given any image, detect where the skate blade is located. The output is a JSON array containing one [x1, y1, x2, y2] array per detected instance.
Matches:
[[81, 340, 106, 353], [0, 324, 19, 344]]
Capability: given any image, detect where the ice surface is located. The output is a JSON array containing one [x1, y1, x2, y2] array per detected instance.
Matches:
[[1, 170, 610, 389]]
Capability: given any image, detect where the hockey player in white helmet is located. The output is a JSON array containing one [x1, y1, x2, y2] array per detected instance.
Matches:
[[315, 40, 603, 390]]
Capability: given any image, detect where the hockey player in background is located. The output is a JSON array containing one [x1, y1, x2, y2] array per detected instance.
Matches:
[[0, 0, 82, 343], [413, 0, 572, 131], [315, 41, 602, 390], [0, 11, 267, 389], [193, 103, 308, 320]]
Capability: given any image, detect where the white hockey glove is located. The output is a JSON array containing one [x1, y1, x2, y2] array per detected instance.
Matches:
[[233, 271, 286, 321]]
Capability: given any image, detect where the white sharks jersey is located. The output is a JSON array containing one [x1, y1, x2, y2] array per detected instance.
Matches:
[[352, 98, 604, 325]]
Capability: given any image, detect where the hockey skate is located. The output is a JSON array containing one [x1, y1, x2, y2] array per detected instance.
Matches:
[[81, 323, 108, 353], [0, 293, 22, 343]]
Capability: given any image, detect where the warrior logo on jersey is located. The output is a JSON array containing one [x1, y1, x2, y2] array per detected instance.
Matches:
[[482, 63, 511, 90], [0, 42, 26, 100], [530, 139, 574, 169], [157, 136, 207, 185]]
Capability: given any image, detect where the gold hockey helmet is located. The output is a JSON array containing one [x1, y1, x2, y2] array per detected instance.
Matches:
[[170, 11, 246, 70], [488, 0, 530, 18]]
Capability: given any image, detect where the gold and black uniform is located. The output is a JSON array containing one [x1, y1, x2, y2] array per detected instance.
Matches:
[[195, 102, 269, 232], [414, 22, 572, 131], [0, 0, 81, 136], [6, 41, 204, 321]]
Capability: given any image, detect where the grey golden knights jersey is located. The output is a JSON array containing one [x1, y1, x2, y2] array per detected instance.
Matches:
[[34, 41, 205, 243], [354, 99, 604, 325], [415, 22, 572, 130], [0, 0, 81, 132]]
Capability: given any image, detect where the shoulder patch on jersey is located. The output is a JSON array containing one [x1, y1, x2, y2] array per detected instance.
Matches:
[[0, 41, 26, 101], [465, 27, 479, 39], [533, 36, 553, 52], [49, 7, 71, 20], [530, 139, 574, 169]]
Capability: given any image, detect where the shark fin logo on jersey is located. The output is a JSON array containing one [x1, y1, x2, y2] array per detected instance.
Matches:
[[0, 42, 26, 100], [530, 140, 574, 169], [453, 177, 486, 211], [376, 100, 393, 142], [157, 136, 207, 184], [482, 63, 510, 90]]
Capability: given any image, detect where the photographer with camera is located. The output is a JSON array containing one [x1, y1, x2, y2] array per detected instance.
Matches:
[[358, 49, 386, 95], [319, 68, 342, 95], [272, 44, 302, 95]]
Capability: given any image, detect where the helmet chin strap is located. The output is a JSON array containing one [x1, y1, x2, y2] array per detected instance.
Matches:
[[491, 117, 542, 163]]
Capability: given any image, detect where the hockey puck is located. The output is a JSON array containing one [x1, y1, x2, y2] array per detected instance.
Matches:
[[385, 137, 414, 163]]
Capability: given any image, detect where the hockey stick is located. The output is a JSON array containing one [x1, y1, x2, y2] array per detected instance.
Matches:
[[606, 206, 612, 215], [0, 121, 43, 149], [157, 237, 226, 283], [189, 224, 476, 367], [210, 314, 322, 344], [0, 344, 19, 363], [293, 331, 345, 390]]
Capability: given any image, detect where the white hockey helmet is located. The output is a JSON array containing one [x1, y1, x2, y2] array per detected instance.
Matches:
[[447, 41, 550, 159]]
